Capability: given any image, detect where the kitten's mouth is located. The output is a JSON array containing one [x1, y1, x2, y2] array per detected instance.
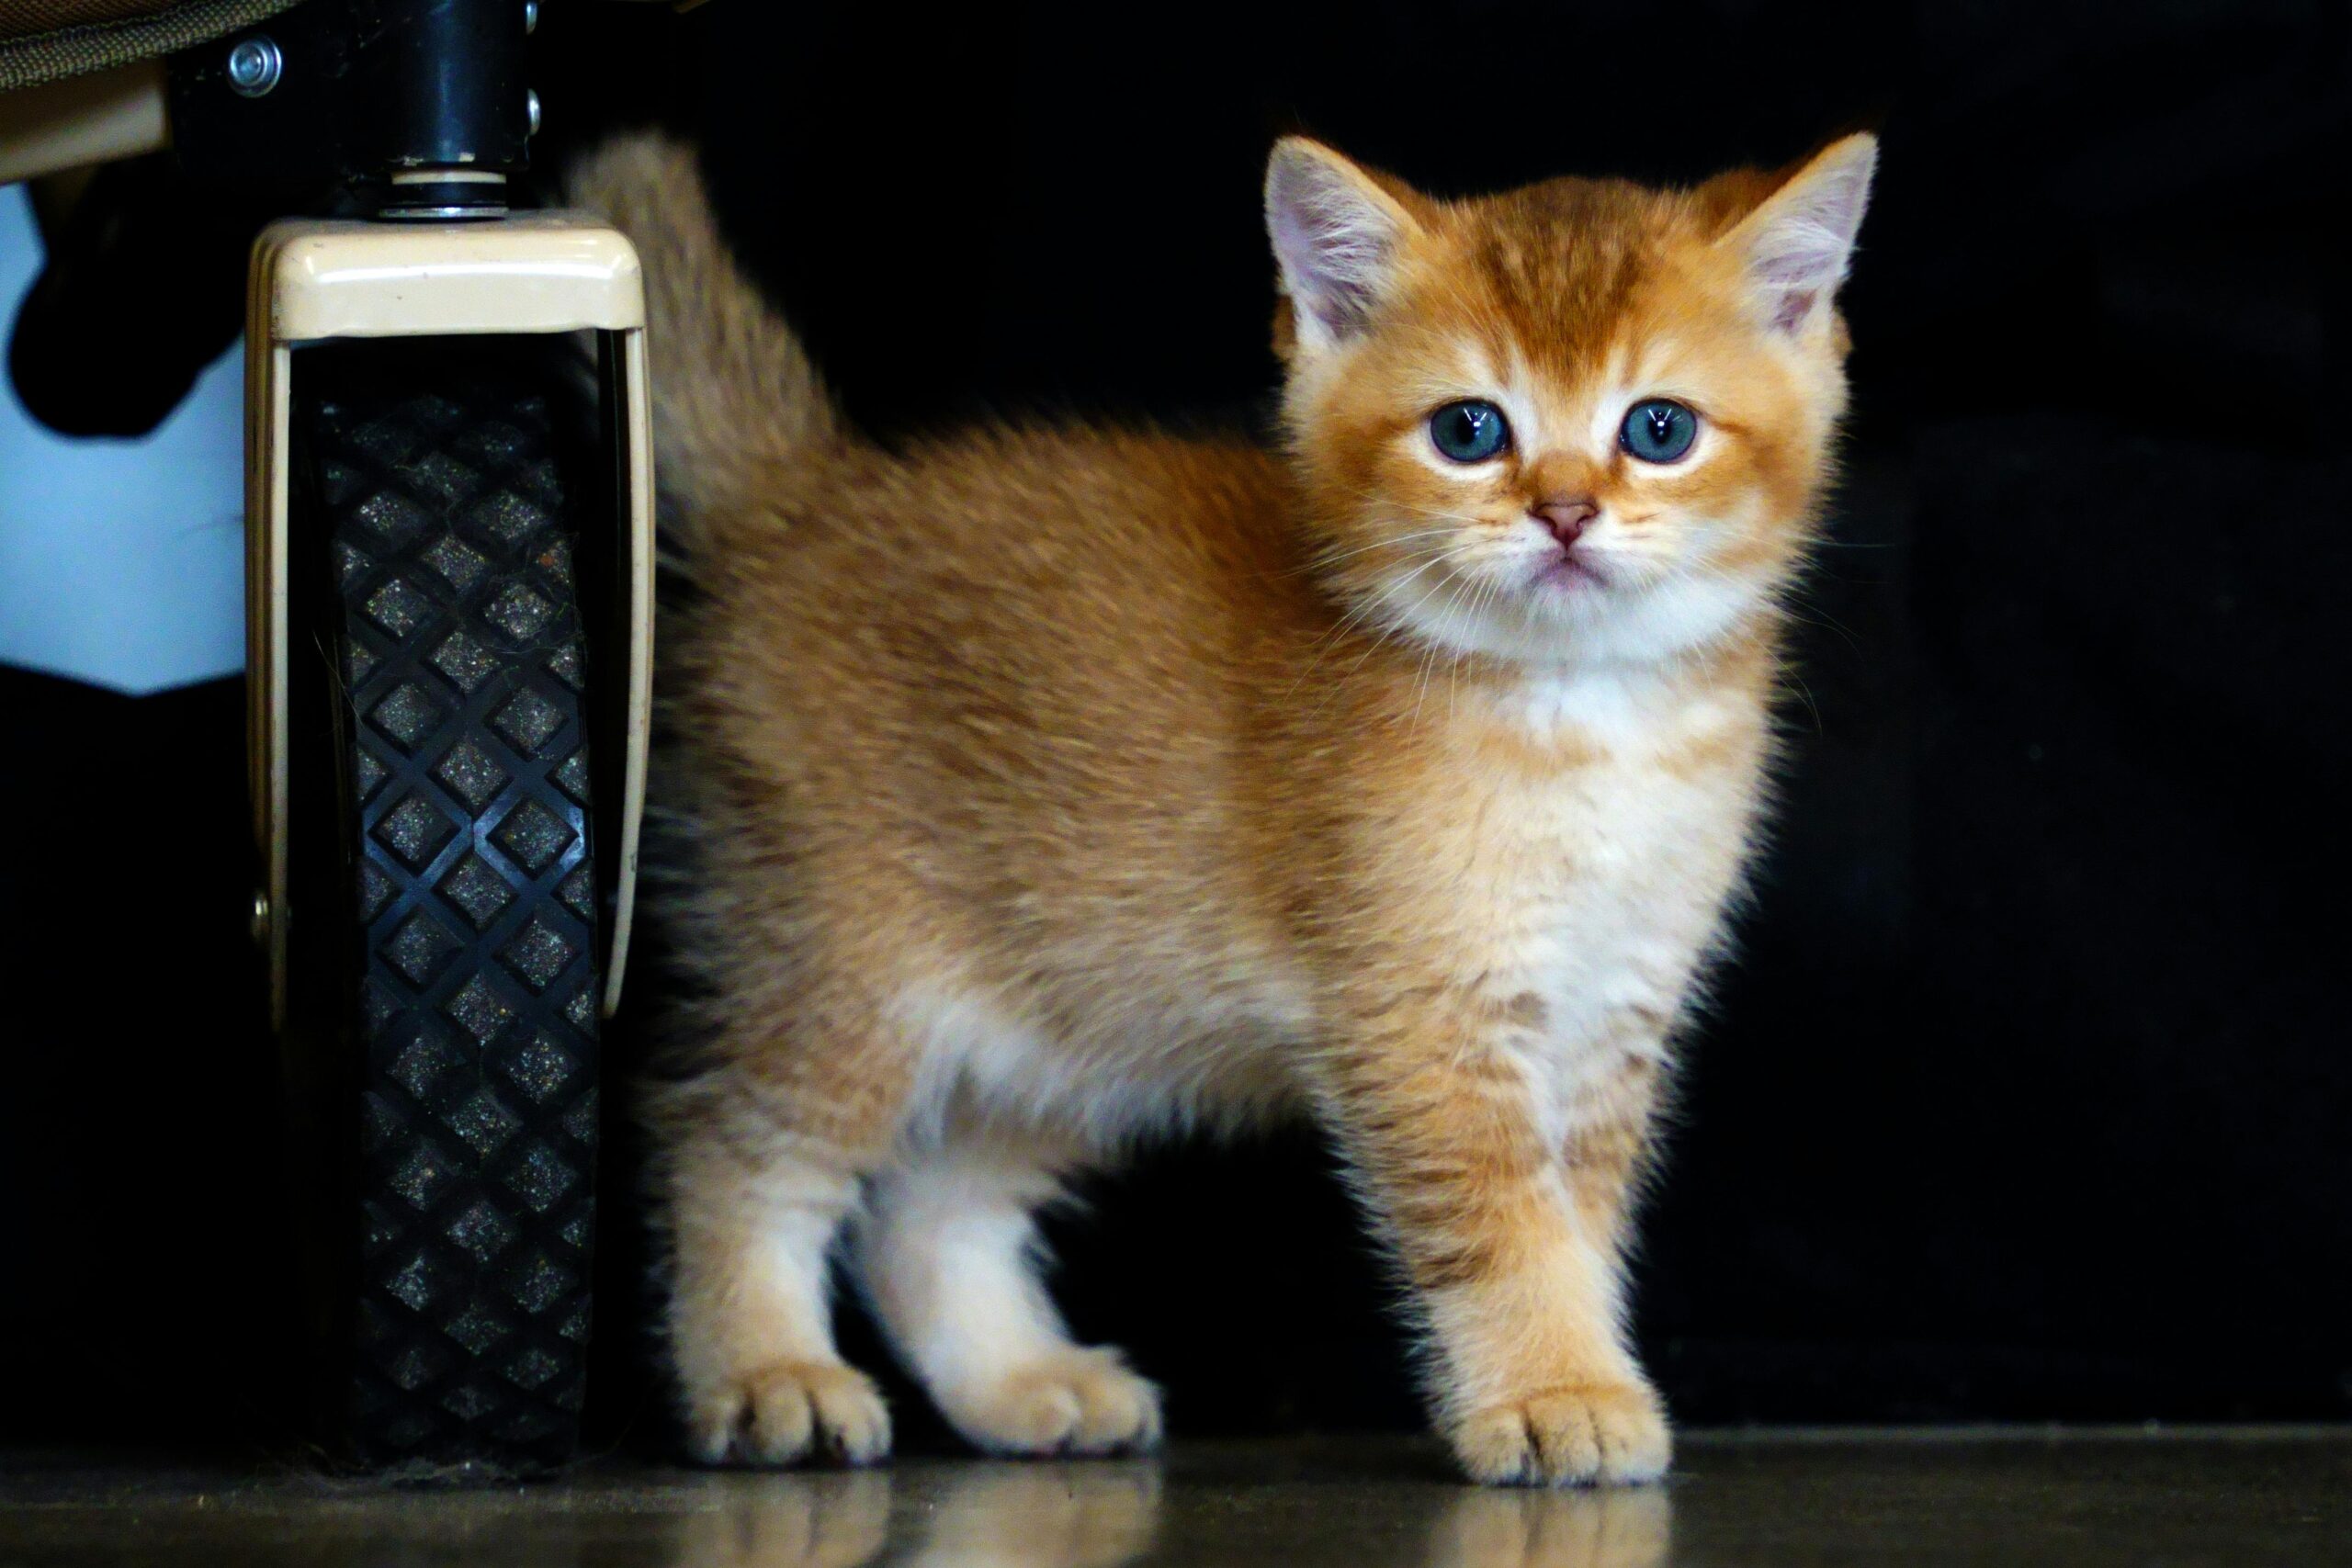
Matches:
[[1533, 551, 1609, 592]]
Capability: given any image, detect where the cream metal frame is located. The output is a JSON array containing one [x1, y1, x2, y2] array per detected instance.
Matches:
[[245, 212, 654, 1028]]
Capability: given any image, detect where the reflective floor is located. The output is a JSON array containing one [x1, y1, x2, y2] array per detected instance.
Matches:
[[3, 1429, 2346, 1565]]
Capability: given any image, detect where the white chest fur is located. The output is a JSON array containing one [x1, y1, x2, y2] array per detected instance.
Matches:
[[1435, 666, 1762, 1124]]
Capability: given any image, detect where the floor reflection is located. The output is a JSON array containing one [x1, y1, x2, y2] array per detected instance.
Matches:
[[1429, 1485, 1672, 1568], [662, 1461, 1669, 1568], [10, 1431, 2347, 1566], [668, 1463, 1160, 1568], [666, 1471, 893, 1568]]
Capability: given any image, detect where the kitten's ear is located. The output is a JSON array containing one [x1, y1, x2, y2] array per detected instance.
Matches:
[[1265, 138, 1421, 355], [1722, 133, 1877, 335]]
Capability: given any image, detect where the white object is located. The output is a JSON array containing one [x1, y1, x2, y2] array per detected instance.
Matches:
[[0, 183, 244, 695]]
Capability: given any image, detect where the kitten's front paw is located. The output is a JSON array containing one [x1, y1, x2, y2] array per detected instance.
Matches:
[[946, 1348, 1164, 1458], [1449, 1382, 1670, 1487], [687, 1359, 893, 1468]]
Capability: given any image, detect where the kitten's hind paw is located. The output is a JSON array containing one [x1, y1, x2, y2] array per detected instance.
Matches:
[[946, 1348, 1164, 1458], [1449, 1382, 1671, 1487], [688, 1359, 893, 1468]]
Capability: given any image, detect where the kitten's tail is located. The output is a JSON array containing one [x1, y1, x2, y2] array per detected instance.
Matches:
[[562, 131, 842, 539]]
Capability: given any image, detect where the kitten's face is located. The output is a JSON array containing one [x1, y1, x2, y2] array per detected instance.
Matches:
[[1268, 137, 1874, 669]]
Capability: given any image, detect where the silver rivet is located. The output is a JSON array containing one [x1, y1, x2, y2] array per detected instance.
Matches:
[[250, 891, 270, 948], [525, 0, 538, 32], [526, 89, 541, 136], [226, 36, 282, 97]]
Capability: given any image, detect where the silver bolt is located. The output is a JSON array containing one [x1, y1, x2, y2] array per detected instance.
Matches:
[[525, 0, 538, 32], [250, 891, 270, 949], [226, 36, 282, 97], [526, 89, 541, 136]]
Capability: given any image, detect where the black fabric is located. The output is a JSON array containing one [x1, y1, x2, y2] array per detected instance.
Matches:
[[2, 0, 2344, 1445]]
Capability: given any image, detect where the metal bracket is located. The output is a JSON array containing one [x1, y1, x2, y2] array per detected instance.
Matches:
[[247, 211, 654, 1028]]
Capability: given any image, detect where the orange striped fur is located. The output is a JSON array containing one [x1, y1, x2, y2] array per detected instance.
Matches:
[[570, 127, 1873, 1484]]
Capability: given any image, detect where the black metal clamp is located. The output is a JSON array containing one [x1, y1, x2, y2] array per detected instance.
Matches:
[[170, 0, 537, 220]]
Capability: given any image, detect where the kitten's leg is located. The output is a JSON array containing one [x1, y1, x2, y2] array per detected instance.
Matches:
[[1328, 1012, 1668, 1486], [662, 1069, 904, 1467], [851, 1146, 1163, 1457]]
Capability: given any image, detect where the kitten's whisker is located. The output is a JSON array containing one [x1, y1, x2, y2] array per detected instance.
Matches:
[[1289, 538, 1483, 683], [1364, 566, 1474, 690], [1452, 575, 1502, 718], [1303, 546, 1484, 718], [1777, 587, 1867, 658], [1307, 528, 1470, 571], [1408, 568, 1488, 723], [1283, 572, 1427, 700], [1331, 484, 1483, 529], [1410, 598, 1451, 726], [1782, 668, 1826, 736]]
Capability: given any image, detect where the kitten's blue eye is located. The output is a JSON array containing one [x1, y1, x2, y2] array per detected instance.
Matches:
[[1620, 399, 1699, 464], [1430, 400, 1511, 463]]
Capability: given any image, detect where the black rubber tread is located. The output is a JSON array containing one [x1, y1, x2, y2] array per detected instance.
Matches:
[[296, 343, 603, 1471]]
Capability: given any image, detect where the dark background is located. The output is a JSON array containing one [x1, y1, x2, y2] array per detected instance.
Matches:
[[4, 0, 2346, 1450]]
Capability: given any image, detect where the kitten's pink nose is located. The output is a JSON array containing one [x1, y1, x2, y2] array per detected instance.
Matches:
[[1535, 497, 1599, 548]]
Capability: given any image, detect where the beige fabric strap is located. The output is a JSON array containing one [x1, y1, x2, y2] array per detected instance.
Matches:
[[0, 0, 301, 95]]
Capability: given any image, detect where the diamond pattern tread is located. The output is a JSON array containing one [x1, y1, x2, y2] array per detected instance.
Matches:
[[300, 345, 601, 1471]]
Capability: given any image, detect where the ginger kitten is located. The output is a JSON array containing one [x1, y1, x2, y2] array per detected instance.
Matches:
[[572, 126, 1873, 1486]]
